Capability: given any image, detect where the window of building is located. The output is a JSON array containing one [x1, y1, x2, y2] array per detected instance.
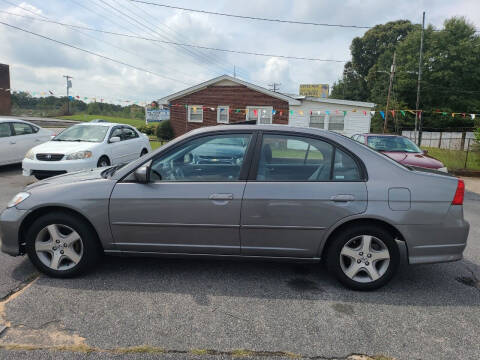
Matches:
[[309, 114, 326, 129], [188, 105, 203, 123], [328, 115, 345, 131], [217, 106, 229, 124], [246, 106, 273, 124]]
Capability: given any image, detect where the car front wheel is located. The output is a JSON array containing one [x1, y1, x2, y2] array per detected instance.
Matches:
[[326, 225, 400, 291], [25, 212, 102, 277]]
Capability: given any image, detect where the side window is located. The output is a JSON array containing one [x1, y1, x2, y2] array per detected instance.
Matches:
[[12, 122, 34, 135], [110, 127, 124, 141], [0, 123, 12, 138], [149, 134, 252, 182], [256, 134, 334, 181], [123, 127, 138, 140], [358, 135, 365, 143], [333, 148, 361, 181]]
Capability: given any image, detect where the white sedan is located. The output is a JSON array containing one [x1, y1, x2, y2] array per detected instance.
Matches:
[[22, 122, 151, 179], [0, 118, 53, 166]]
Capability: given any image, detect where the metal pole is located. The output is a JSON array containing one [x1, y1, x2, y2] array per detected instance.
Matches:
[[464, 138, 470, 169], [384, 51, 396, 133], [414, 11, 425, 144], [63, 75, 72, 115]]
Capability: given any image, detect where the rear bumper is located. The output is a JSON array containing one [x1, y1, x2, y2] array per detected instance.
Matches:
[[399, 206, 470, 264], [0, 207, 28, 256]]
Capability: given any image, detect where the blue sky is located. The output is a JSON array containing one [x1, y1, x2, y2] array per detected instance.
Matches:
[[0, 0, 479, 104]]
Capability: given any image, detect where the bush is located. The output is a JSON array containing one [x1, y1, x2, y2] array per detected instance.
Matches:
[[156, 120, 174, 140], [137, 123, 157, 136]]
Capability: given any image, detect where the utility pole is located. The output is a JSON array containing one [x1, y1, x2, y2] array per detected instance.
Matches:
[[233, 65, 236, 78], [269, 83, 281, 92], [414, 11, 425, 145], [383, 51, 396, 133], [63, 75, 73, 115]]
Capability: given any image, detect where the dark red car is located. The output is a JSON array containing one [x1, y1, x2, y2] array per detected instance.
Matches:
[[352, 134, 447, 172]]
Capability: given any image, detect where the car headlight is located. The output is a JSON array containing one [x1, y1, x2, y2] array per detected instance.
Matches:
[[437, 167, 448, 173], [7, 192, 30, 208], [65, 151, 92, 160], [25, 149, 35, 160]]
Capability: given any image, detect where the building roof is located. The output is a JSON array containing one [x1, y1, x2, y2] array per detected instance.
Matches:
[[287, 94, 375, 108], [158, 75, 301, 106]]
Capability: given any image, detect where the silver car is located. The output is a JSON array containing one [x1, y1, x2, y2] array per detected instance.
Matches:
[[0, 125, 470, 290]]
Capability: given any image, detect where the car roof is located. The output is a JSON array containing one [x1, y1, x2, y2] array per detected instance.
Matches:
[[359, 133, 404, 137], [0, 118, 30, 124], [71, 122, 131, 128]]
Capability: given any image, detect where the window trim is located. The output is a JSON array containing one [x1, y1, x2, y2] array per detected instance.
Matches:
[[248, 130, 367, 182], [217, 105, 229, 124], [188, 105, 203, 123], [246, 106, 273, 125]]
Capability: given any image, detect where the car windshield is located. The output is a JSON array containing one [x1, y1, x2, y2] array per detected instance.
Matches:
[[53, 125, 108, 143], [367, 136, 422, 153]]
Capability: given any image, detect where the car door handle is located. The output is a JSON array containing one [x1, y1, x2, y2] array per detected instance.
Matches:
[[331, 194, 355, 202], [35, 138, 41, 142], [209, 193, 234, 200], [9, 141, 16, 144]]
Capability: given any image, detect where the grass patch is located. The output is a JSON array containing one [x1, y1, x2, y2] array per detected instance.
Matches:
[[59, 114, 145, 128], [422, 146, 480, 170], [150, 140, 168, 150]]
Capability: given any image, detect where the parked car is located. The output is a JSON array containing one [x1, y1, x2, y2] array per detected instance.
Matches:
[[1, 125, 469, 290], [22, 122, 151, 179], [352, 133, 447, 172], [0, 118, 53, 166]]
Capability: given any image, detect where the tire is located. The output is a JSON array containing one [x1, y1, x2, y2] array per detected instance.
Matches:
[[326, 225, 399, 291], [25, 212, 102, 278], [140, 148, 148, 157], [97, 156, 110, 168]]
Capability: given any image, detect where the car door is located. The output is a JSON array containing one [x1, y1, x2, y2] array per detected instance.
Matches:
[[11, 122, 40, 162], [122, 126, 142, 161], [107, 126, 130, 164], [109, 131, 255, 255], [0, 122, 15, 165], [241, 132, 368, 258]]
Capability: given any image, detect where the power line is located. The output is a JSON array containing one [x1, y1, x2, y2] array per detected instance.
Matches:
[[128, 0, 372, 29], [0, 9, 346, 63], [0, 20, 191, 85]]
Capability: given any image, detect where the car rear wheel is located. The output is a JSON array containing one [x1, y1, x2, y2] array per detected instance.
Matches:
[[25, 212, 101, 277], [326, 225, 399, 291], [97, 156, 110, 168]]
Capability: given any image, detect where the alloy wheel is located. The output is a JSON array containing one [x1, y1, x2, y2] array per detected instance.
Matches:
[[35, 224, 84, 271], [339, 235, 390, 283]]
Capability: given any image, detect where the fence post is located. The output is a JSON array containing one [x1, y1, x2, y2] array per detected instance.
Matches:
[[438, 132, 442, 148], [464, 138, 470, 169]]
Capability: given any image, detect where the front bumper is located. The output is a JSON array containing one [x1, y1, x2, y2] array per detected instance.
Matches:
[[22, 158, 98, 177], [0, 207, 28, 256]]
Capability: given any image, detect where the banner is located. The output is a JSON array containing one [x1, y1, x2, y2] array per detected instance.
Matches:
[[146, 109, 170, 123]]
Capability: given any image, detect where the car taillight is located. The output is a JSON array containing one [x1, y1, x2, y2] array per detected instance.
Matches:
[[452, 179, 465, 205]]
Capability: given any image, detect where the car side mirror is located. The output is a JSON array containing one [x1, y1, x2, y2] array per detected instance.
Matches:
[[109, 136, 121, 143], [422, 149, 428, 155], [134, 161, 151, 183]]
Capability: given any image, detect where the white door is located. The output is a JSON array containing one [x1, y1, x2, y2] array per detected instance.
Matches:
[[0, 122, 15, 165], [107, 126, 130, 164], [246, 106, 273, 124], [121, 126, 142, 161], [11, 122, 40, 162]]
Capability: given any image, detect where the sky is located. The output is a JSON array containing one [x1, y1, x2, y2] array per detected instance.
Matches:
[[0, 0, 479, 104]]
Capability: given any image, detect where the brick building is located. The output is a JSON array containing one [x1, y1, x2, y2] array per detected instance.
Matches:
[[0, 63, 12, 116], [158, 74, 374, 138], [159, 75, 300, 137]]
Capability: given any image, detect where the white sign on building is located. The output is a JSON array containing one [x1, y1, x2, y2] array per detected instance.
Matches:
[[146, 109, 170, 123]]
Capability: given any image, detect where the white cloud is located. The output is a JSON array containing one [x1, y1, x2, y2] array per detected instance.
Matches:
[[0, 0, 478, 104]]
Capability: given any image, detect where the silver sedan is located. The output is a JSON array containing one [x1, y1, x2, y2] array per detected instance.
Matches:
[[0, 125, 469, 290]]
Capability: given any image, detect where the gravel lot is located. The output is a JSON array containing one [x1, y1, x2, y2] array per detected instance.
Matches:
[[0, 164, 479, 360]]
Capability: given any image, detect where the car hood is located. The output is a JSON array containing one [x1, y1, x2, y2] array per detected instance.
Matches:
[[25, 168, 106, 191], [30, 140, 100, 154], [381, 151, 444, 169]]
